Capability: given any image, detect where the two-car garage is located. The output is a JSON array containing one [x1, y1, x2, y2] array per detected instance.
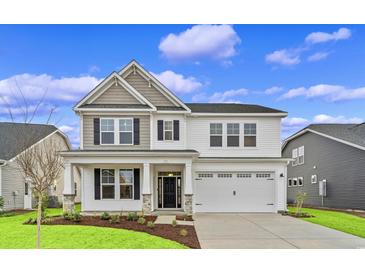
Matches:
[[193, 171, 276, 213]]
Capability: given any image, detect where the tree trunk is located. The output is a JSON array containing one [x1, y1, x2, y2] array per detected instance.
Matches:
[[36, 195, 42, 249]]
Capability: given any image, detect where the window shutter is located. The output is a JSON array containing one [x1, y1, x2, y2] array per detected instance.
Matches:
[[93, 118, 100, 145], [133, 118, 140, 145], [94, 168, 100, 200], [173, 120, 180, 141], [134, 168, 140, 200], [157, 120, 164, 141]]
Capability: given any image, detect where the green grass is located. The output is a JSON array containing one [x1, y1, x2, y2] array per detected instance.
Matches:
[[288, 206, 365, 238], [0, 206, 186, 249]]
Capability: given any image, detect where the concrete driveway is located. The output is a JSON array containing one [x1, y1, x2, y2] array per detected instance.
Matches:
[[194, 213, 365, 249]]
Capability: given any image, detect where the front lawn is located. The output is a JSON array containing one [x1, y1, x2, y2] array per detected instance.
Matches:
[[0, 207, 186, 249], [288, 206, 365, 238]]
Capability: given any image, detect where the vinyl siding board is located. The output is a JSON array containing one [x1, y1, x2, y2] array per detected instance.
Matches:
[[83, 114, 150, 150], [93, 85, 142, 105], [125, 72, 175, 106], [283, 131, 365, 210]]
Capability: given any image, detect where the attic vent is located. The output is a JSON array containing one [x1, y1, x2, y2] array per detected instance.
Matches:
[[114, 76, 118, 86], [148, 79, 151, 87]]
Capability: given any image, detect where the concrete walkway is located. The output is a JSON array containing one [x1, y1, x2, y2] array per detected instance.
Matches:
[[194, 213, 365, 249]]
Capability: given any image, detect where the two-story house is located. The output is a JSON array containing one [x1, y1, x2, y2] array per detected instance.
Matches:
[[61, 60, 289, 215]]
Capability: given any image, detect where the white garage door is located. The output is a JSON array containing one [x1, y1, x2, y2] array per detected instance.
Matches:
[[194, 171, 275, 212]]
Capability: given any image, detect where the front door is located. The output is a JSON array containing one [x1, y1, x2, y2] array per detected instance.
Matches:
[[24, 181, 32, 209], [163, 177, 176, 208]]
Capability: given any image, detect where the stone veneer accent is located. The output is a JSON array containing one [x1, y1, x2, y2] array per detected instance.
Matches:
[[142, 194, 152, 215], [63, 194, 75, 213], [184, 194, 193, 215]]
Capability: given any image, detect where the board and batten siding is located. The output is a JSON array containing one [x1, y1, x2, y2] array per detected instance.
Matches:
[[283, 131, 365, 210], [124, 71, 175, 106], [82, 114, 150, 150], [92, 85, 142, 105], [187, 116, 282, 157]]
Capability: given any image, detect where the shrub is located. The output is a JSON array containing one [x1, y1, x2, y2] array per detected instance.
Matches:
[[179, 228, 188, 237], [295, 192, 308, 216], [63, 212, 73, 220], [73, 212, 81, 222], [0, 196, 4, 211], [171, 219, 177, 227], [23, 217, 35, 224], [146, 221, 155, 228], [109, 214, 120, 224], [127, 212, 138, 221], [101, 212, 111, 220], [137, 217, 146, 225]]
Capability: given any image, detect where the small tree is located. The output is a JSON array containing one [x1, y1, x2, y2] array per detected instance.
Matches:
[[295, 191, 307, 216], [0, 196, 4, 212]]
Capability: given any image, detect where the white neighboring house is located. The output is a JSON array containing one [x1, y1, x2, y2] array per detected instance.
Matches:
[[61, 60, 290, 215], [0, 122, 80, 210]]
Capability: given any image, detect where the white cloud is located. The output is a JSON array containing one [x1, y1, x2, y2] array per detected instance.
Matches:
[[159, 25, 241, 61], [151, 70, 202, 94], [59, 125, 74, 133], [313, 114, 363, 124], [265, 49, 301, 66], [0, 73, 100, 103], [280, 84, 365, 102], [307, 52, 330, 62], [282, 117, 309, 127], [305, 27, 351, 44], [264, 86, 283, 95], [208, 88, 248, 103]]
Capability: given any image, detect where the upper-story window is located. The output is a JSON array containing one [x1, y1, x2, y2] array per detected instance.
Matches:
[[292, 146, 304, 166], [164, 121, 173, 141], [244, 123, 256, 147], [210, 123, 223, 147], [100, 118, 114, 144], [119, 118, 133, 145], [227, 123, 239, 147]]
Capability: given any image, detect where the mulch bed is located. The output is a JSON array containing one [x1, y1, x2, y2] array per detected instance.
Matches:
[[176, 215, 194, 221], [288, 204, 365, 218], [282, 211, 314, 218], [46, 216, 200, 249]]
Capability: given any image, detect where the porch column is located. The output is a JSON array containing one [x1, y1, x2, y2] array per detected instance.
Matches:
[[63, 162, 75, 213], [184, 163, 193, 215], [142, 163, 152, 215]]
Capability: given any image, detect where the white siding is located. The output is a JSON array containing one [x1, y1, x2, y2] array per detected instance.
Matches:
[[187, 116, 282, 157], [152, 114, 187, 149]]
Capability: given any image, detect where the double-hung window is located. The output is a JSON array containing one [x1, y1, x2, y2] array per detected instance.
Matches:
[[164, 121, 173, 141], [292, 148, 298, 166], [119, 169, 133, 199], [210, 123, 223, 147], [227, 123, 239, 147], [101, 169, 115, 199], [119, 118, 133, 145], [298, 146, 304, 165], [100, 119, 114, 144], [244, 123, 256, 147]]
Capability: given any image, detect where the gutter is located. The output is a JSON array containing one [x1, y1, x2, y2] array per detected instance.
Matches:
[[60, 151, 200, 158]]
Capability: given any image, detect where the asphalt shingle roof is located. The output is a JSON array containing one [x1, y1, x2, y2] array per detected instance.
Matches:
[[185, 103, 286, 114], [0, 122, 57, 160]]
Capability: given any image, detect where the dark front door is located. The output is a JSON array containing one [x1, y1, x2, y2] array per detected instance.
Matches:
[[163, 177, 176, 208]]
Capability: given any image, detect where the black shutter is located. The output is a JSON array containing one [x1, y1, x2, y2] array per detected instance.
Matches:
[[133, 118, 140, 145], [173, 120, 180, 141], [134, 168, 140, 200], [94, 168, 101, 200], [93, 118, 100, 145], [157, 120, 164, 141]]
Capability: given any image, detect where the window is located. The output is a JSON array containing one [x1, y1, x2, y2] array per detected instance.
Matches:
[[101, 169, 115, 199], [256, 173, 271, 178], [227, 123, 239, 147], [292, 178, 298, 187], [244, 123, 256, 147], [164, 121, 173, 141], [74, 182, 77, 196], [217, 173, 232, 178], [210, 123, 223, 147], [198, 173, 213, 178], [119, 169, 133, 199], [119, 119, 133, 144], [100, 119, 114, 144], [298, 177, 303, 186], [292, 148, 298, 166], [288, 178, 292, 187], [237, 173, 252, 178], [311, 174, 317, 184], [298, 146, 304, 165], [24, 182, 29, 195]]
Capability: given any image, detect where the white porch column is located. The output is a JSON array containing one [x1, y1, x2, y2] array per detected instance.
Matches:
[[63, 162, 75, 213], [142, 163, 152, 214], [184, 162, 193, 215]]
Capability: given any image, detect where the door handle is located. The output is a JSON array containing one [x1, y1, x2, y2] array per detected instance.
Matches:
[[233, 191, 236, 196], [267, 203, 274, 205], [195, 203, 202, 206]]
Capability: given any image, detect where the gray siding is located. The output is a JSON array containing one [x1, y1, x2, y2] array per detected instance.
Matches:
[[93, 85, 141, 105], [1, 160, 25, 210], [283, 131, 365, 210], [125, 72, 175, 106], [83, 114, 150, 150]]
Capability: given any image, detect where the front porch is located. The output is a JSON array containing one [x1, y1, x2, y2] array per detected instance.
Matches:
[[61, 150, 198, 215]]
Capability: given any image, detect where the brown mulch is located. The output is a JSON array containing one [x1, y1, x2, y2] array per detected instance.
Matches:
[[176, 215, 194, 221], [47, 216, 200, 249], [283, 212, 314, 218]]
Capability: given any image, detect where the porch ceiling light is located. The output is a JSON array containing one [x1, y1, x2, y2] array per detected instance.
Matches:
[[168, 173, 174, 177]]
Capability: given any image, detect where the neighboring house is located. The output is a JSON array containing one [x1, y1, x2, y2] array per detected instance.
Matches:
[[0, 122, 80, 210], [61, 60, 289, 215], [282, 123, 365, 210]]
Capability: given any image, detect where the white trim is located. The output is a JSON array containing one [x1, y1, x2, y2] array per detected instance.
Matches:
[[100, 118, 115, 145], [196, 157, 292, 163], [163, 120, 173, 141], [282, 128, 365, 152], [190, 112, 287, 117], [227, 123, 240, 147], [149, 114, 153, 149], [100, 168, 116, 200], [0, 165, 2, 196], [75, 109, 152, 114], [60, 151, 199, 158], [311, 174, 317, 184], [118, 118, 134, 145], [209, 122, 223, 147], [99, 117, 134, 146], [80, 114, 84, 149], [292, 177, 298, 187]]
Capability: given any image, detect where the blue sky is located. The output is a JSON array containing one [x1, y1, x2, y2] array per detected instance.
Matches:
[[1, 24, 365, 147]]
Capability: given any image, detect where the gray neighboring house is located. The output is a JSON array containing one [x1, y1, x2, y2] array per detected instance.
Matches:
[[0, 122, 80, 210], [282, 123, 365, 210]]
